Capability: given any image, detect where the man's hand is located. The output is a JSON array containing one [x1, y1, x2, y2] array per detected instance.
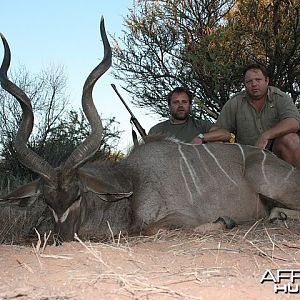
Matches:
[[191, 137, 203, 144], [256, 134, 269, 149], [256, 118, 300, 149]]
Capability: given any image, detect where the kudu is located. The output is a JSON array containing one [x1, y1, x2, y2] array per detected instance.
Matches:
[[1, 18, 300, 242]]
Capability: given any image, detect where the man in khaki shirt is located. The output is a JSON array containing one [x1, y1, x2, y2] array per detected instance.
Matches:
[[205, 63, 300, 169]]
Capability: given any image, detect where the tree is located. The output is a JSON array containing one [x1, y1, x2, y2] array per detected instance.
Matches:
[[226, 0, 300, 103], [28, 110, 122, 167], [112, 0, 300, 120], [0, 64, 68, 147], [0, 65, 123, 193]]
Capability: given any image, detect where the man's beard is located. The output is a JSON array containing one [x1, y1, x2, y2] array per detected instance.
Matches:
[[171, 110, 189, 121]]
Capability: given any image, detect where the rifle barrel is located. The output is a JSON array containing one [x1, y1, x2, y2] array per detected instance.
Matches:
[[111, 84, 147, 138], [111, 84, 134, 116]]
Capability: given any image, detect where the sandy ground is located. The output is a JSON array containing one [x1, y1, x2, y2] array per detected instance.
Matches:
[[1, 221, 300, 300]]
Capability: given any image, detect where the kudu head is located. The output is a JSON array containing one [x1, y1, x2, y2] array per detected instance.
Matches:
[[0, 17, 112, 242]]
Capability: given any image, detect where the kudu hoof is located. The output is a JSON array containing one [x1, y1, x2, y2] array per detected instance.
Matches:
[[213, 216, 237, 229], [269, 211, 288, 224]]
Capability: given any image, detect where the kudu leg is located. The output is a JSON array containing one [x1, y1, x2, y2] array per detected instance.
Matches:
[[141, 214, 237, 236], [193, 216, 236, 234], [139, 211, 202, 235], [193, 222, 225, 234], [135, 211, 237, 235], [142, 221, 226, 236], [269, 207, 300, 222]]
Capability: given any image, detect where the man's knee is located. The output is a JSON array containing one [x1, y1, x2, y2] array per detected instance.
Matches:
[[273, 133, 300, 169], [273, 133, 300, 154]]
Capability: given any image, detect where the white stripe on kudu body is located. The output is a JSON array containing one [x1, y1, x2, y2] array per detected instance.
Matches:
[[193, 145, 220, 185], [179, 159, 195, 204], [235, 143, 246, 174], [261, 150, 271, 186], [284, 166, 295, 182], [203, 144, 238, 186], [178, 144, 202, 203]]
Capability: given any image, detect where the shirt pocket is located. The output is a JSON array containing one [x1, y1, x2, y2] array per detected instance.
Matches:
[[262, 105, 279, 129]]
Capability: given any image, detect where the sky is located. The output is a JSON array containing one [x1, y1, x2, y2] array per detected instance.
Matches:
[[0, 1, 161, 152]]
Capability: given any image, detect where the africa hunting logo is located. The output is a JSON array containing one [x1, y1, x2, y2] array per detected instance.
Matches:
[[260, 269, 300, 294]]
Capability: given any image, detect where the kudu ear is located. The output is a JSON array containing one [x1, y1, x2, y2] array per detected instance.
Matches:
[[0, 179, 41, 207], [78, 168, 133, 202]]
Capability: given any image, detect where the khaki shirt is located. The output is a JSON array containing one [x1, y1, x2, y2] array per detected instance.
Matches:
[[148, 116, 213, 143], [216, 86, 300, 146]]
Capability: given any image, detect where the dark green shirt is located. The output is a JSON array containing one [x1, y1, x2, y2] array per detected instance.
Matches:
[[148, 116, 213, 143], [216, 86, 300, 146]]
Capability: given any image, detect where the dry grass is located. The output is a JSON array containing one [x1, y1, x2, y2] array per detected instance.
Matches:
[[1, 197, 300, 299], [1, 219, 300, 299]]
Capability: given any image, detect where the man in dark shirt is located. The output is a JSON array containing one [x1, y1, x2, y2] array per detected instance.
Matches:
[[149, 87, 229, 143]]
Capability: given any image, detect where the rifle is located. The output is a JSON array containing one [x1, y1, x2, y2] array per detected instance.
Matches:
[[111, 84, 147, 144]]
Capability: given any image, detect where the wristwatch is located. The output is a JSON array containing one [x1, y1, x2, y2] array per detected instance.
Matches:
[[198, 133, 205, 141]]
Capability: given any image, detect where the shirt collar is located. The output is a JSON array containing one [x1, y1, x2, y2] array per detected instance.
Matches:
[[169, 115, 190, 125]]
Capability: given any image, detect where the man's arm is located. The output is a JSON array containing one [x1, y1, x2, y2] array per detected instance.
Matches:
[[256, 117, 300, 149], [192, 127, 231, 144], [192, 97, 237, 144]]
